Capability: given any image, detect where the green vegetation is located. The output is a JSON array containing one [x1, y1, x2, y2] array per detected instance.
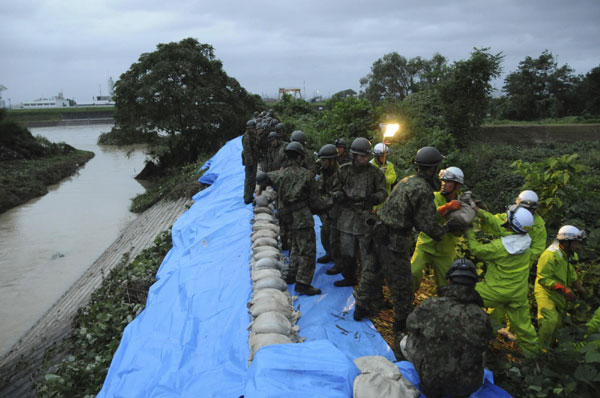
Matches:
[[130, 158, 208, 213], [36, 229, 176, 398], [0, 109, 94, 213], [5, 107, 114, 124]]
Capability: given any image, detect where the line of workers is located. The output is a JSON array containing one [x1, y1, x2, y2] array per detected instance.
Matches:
[[241, 111, 596, 384]]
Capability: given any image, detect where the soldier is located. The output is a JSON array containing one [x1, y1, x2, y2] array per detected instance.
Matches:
[[255, 122, 270, 170], [466, 205, 540, 355], [535, 225, 587, 348], [241, 119, 258, 204], [279, 130, 316, 172], [403, 259, 492, 398], [275, 122, 289, 142], [411, 167, 464, 292], [334, 138, 352, 165], [358, 147, 450, 334], [330, 137, 387, 291], [315, 144, 339, 265], [264, 131, 285, 172], [257, 142, 322, 296]]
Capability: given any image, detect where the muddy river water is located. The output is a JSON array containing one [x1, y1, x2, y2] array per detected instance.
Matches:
[[0, 125, 147, 356]]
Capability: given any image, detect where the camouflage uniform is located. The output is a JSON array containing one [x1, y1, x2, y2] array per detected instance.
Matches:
[[371, 171, 446, 329], [337, 151, 352, 166], [406, 284, 492, 398], [241, 127, 258, 204], [265, 140, 286, 172], [331, 162, 387, 288], [278, 144, 317, 173], [256, 124, 270, 170], [267, 163, 321, 285], [317, 161, 339, 262]]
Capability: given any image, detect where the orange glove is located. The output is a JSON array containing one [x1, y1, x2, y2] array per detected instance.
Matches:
[[553, 283, 576, 301], [437, 200, 461, 215]]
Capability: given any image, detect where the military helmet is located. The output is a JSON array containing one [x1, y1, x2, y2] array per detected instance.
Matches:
[[256, 122, 265, 130], [270, 118, 279, 126], [318, 144, 338, 159], [415, 146, 444, 167], [439, 167, 464, 184], [334, 138, 347, 149], [256, 171, 270, 186], [290, 130, 307, 144], [268, 131, 278, 141], [285, 141, 304, 156], [246, 119, 256, 128], [276, 122, 285, 131], [445, 258, 478, 285], [516, 190, 539, 210], [350, 137, 372, 156]]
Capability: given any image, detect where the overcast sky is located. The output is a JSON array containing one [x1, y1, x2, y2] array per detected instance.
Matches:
[[1, 0, 599, 105]]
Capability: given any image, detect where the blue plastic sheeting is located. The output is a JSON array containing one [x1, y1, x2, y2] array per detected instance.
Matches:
[[99, 135, 510, 398], [245, 340, 359, 398], [396, 362, 512, 398]]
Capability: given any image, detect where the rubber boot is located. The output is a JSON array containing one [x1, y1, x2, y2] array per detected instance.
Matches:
[[325, 264, 343, 275], [285, 273, 296, 284], [294, 282, 321, 296], [317, 254, 333, 263], [353, 305, 369, 321], [334, 278, 357, 287]]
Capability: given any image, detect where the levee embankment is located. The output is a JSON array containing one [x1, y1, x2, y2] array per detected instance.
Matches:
[[475, 124, 600, 144], [0, 197, 190, 398]]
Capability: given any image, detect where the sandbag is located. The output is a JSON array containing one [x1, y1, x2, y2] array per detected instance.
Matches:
[[252, 251, 280, 262], [248, 333, 293, 361], [253, 277, 287, 292], [252, 245, 280, 254], [353, 356, 419, 398], [254, 213, 277, 223], [252, 222, 279, 233], [250, 288, 293, 306], [251, 238, 279, 250], [252, 257, 283, 271], [248, 296, 297, 320], [254, 206, 274, 216], [251, 269, 282, 283], [248, 311, 299, 338], [254, 195, 270, 207], [446, 202, 476, 227], [251, 229, 278, 242]]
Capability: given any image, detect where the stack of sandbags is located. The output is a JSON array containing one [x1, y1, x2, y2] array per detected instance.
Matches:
[[353, 356, 419, 398], [248, 191, 301, 363]]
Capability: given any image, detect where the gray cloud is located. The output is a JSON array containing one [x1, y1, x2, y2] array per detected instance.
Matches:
[[1, 0, 599, 104]]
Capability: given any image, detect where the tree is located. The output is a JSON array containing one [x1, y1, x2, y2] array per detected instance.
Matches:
[[502, 50, 579, 120], [112, 38, 262, 167], [331, 89, 357, 99], [577, 66, 600, 116], [359, 52, 448, 102], [438, 48, 503, 137]]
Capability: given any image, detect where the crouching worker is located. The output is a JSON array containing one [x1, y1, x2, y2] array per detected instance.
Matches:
[[535, 225, 587, 349], [256, 142, 324, 296], [402, 259, 492, 398]]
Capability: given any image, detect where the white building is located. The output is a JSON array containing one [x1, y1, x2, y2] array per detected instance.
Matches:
[[20, 92, 70, 109]]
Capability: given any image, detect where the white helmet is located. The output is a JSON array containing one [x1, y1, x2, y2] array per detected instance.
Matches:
[[516, 190, 539, 210], [439, 167, 464, 184], [557, 225, 587, 242], [506, 205, 534, 234], [373, 143, 389, 156]]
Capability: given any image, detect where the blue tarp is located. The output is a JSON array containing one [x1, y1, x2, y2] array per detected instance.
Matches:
[[99, 136, 511, 397]]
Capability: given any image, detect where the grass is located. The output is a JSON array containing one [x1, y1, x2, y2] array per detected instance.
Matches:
[[5, 107, 115, 124], [0, 150, 95, 213], [483, 116, 600, 126]]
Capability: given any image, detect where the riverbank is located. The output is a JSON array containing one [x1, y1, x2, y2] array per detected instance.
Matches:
[[0, 150, 95, 214], [5, 107, 114, 127], [0, 197, 191, 398]]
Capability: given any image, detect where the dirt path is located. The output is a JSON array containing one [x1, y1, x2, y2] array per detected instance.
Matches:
[[0, 197, 190, 398]]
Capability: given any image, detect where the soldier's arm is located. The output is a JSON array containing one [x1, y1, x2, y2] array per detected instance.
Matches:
[[370, 167, 388, 205], [413, 189, 446, 241]]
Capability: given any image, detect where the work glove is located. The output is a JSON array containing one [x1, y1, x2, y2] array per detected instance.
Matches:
[[333, 191, 346, 203], [552, 283, 577, 301], [438, 200, 461, 215]]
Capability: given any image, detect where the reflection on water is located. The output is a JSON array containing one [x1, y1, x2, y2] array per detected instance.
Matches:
[[0, 125, 147, 355]]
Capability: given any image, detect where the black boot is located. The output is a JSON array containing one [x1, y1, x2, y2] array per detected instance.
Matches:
[[294, 282, 321, 296], [333, 278, 357, 287], [317, 254, 333, 263], [285, 273, 296, 284], [353, 305, 369, 321], [393, 319, 406, 333], [325, 264, 343, 275]]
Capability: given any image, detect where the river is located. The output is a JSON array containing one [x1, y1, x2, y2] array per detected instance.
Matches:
[[0, 125, 147, 356]]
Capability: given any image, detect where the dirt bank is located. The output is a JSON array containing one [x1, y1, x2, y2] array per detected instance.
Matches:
[[0, 197, 190, 397]]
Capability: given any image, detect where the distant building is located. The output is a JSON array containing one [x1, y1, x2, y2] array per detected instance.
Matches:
[[19, 92, 70, 109]]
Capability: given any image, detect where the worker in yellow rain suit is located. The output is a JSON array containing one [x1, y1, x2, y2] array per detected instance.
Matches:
[[535, 225, 587, 348], [370, 143, 397, 210], [411, 167, 464, 291], [466, 205, 540, 356], [478, 190, 547, 265]]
